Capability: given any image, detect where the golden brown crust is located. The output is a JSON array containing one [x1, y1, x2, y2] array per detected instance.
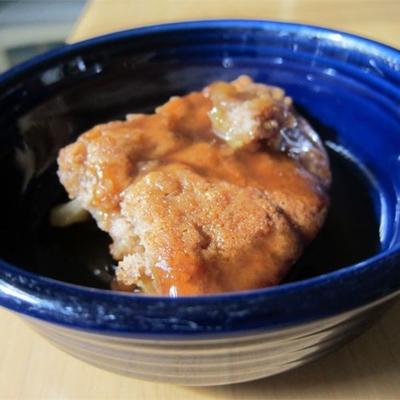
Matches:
[[57, 75, 330, 296], [205, 75, 331, 187], [115, 164, 301, 295]]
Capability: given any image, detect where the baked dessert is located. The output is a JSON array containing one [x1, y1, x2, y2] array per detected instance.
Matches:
[[54, 75, 330, 296]]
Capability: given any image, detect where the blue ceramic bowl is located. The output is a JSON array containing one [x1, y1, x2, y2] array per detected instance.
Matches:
[[0, 20, 400, 386]]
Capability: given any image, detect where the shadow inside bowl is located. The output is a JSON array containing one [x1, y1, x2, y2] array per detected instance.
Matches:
[[2, 127, 381, 290]]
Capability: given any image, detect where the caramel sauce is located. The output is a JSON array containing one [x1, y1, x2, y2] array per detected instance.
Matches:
[[57, 77, 329, 295]]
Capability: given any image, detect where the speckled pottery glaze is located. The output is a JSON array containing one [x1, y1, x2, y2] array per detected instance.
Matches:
[[0, 20, 400, 386]]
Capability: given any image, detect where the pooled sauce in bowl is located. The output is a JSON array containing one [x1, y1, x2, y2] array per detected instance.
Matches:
[[53, 76, 330, 296]]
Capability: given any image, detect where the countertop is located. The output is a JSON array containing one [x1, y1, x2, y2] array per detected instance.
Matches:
[[1, 1, 400, 399]]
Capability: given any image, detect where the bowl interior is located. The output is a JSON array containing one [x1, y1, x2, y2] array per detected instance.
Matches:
[[0, 21, 399, 291]]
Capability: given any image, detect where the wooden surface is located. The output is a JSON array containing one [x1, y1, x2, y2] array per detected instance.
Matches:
[[69, 0, 400, 48], [1, 1, 400, 399]]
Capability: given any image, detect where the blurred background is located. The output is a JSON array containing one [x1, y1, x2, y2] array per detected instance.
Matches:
[[0, 0, 85, 72], [0, 0, 399, 74]]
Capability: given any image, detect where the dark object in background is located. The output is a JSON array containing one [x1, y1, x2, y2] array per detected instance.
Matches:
[[0, 0, 84, 72]]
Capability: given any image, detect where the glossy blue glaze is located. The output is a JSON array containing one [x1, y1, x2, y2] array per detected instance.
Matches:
[[0, 20, 399, 344]]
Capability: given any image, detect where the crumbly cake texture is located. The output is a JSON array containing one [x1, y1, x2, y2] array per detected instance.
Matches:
[[57, 75, 330, 296]]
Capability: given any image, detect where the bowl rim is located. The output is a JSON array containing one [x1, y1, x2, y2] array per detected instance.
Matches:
[[0, 19, 399, 333], [1, 18, 400, 90]]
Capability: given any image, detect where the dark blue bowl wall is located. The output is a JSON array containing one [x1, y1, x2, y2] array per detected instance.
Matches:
[[0, 21, 399, 335]]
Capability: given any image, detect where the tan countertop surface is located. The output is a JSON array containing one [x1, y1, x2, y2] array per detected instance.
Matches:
[[1, 1, 400, 399]]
